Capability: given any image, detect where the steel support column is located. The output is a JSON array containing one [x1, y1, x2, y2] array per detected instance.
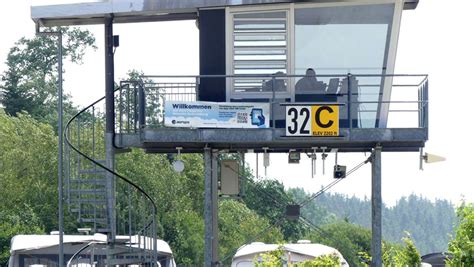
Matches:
[[57, 32, 64, 267], [204, 148, 219, 266], [211, 150, 219, 265], [35, 25, 65, 267], [371, 145, 382, 267], [104, 15, 116, 265]]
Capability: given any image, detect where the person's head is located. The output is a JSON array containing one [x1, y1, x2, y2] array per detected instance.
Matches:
[[306, 68, 316, 76], [275, 71, 285, 77]]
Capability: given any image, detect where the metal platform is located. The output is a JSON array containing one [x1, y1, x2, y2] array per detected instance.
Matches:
[[115, 73, 429, 154], [117, 127, 427, 153]]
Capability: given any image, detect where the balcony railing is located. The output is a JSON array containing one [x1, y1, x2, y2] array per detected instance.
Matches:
[[117, 74, 428, 135]]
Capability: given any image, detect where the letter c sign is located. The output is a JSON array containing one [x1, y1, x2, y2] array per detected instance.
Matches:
[[311, 105, 339, 136]]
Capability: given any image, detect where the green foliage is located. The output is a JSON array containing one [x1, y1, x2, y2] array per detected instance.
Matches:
[[359, 233, 421, 267], [0, 111, 58, 231], [305, 221, 371, 267], [288, 188, 337, 226], [243, 179, 307, 241], [298, 253, 340, 266], [0, 207, 44, 264], [447, 202, 474, 266], [118, 70, 163, 128], [0, 27, 96, 127], [253, 247, 340, 267], [115, 151, 206, 264], [0, 111, 57, 265], [399, 234, 422, 266], [219, 200, 284, 265], [253, 246, 286, 267]]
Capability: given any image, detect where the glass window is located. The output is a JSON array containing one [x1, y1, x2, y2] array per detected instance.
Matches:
[[232, 11, 289, 94], [294, 4, 395, 127]]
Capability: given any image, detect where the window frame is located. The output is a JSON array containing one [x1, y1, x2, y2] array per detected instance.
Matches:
[[226, 0, 404, 128], [226, 5, 291, 100]]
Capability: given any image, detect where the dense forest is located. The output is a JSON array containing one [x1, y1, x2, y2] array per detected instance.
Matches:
[[1, 27, 473, 266], [289, 188, 457, 255]]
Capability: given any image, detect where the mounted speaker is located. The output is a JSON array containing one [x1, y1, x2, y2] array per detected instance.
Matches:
[[334, 165, 346, 179]]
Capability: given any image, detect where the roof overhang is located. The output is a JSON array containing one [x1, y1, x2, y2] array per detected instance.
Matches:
[[31, 0, 419, 27]]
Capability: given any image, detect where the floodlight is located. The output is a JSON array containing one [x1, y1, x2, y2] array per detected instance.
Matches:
[[288, 150, 300, 164], [173, 160, 185, 173]]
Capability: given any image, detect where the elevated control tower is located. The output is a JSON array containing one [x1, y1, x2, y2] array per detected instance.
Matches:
[[32, 1, 427, 266]]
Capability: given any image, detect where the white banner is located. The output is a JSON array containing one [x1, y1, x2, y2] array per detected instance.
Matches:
[[164, 101, 270, 128]]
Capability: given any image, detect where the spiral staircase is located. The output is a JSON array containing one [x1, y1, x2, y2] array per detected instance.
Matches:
[[64, 81, 162, 266]]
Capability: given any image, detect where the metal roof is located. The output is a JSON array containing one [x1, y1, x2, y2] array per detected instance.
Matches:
[[31, 0, 419, 26], [9, 234, 173, 255]]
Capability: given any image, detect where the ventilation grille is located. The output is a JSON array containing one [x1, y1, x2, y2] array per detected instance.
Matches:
[[232, 11, 288, 93]]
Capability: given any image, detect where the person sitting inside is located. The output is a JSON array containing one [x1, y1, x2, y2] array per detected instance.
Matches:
[[262, 71, 287, 92], [295, 68, 326, 92]]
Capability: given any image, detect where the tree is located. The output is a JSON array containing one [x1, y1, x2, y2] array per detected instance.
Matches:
[[447, 201, 474, 266], [115, 150, 206, 264], [359, 233, 421, 267], [305, 221, 372, 267], [243, 179, 307, 241], [298, 190, 456, 254], [398, 234, 422, 266], [0, 27, 96, 127], [253, 246, 340, 266], [219, 200, 284, 265], [0, 111, 58, 265], [0, 208, 43, 265]]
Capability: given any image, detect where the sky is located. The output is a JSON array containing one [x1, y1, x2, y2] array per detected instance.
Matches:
[[1, 0, 474, 206]]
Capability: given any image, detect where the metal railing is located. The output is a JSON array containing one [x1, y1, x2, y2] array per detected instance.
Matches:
[[117, 74, 428, 134], [64, 87, 159, 266]]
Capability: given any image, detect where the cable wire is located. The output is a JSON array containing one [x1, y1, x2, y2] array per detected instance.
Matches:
[[218, 154, 371, 263]]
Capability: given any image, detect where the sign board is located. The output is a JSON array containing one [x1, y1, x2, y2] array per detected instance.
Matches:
[[220, 160, 240, 196], [165, 101, 270, 128], [285, 105, 339, 136]]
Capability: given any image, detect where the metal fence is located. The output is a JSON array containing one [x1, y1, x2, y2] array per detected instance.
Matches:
[[117, 74, 428, 133]]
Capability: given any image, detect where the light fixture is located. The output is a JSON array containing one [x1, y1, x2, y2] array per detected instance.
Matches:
[[321, 147, 328, 175], [288, 150, 300, 164], [263, 147, 269, 176], [172, 147, 185, 173], [333, 150, 346, 179]]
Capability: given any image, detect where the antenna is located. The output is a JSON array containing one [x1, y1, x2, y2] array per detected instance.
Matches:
[[419, 148, 446, 170]]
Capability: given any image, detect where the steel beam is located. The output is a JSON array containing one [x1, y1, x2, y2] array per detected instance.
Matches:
[[371, 145, 382, 267], [204, 148, 219, 266], [35, 25, 65, 267], [204, 148, 212, 266], [57, 32, 64, 267], [104, 15, 116, 265], [212, 151, 219, 265], [31, 0, 419, 26], [128, 128, 427, 153]]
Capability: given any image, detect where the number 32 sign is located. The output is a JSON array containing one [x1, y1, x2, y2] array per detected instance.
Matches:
[[285, 105, 339, 136]]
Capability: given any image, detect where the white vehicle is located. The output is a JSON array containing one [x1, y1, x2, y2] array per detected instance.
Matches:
[[8, 233, 176, 267], [231, 240, 349, 267]]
